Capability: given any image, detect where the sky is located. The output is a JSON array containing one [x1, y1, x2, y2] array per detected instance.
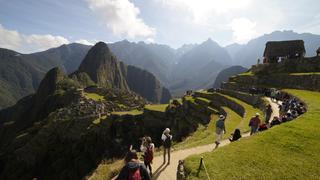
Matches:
[[0, 0, 320, 53]]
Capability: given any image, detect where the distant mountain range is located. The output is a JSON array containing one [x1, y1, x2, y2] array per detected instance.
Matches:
[[1, 30, 320, 108], [226, 30, 320, 67]]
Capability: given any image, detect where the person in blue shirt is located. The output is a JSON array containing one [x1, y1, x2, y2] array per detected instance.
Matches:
[[215, 115, 226, 149]]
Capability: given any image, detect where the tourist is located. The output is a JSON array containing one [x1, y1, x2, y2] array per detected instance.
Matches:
[[140, 136, 154, 176], [229, 129, 241, 142], [270, 89, 277, 101], [215, 115, 226, 148], [161, 128, 172, 164], [116, 150, 151, 180], [265, 104, 273, 124], [249, 113, 261, 135], [259, 123, 268, 131], [177, 160, 186, 180]]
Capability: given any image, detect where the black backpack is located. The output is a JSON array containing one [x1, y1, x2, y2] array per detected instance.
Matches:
[[163, 134, 171, 148]]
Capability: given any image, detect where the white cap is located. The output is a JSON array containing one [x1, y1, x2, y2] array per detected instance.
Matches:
[[219, 115, 225, 119], [256, 113, 260, 116]]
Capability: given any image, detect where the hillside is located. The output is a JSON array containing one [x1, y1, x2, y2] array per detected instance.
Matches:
[[184, 56, 320, 179], [213, 66, 248, 88], [0, 44, 90, 109]]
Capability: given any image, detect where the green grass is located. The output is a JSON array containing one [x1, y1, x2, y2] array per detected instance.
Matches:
[[84, 92, 105, 101], [89, 159, 124, 180], [238, 71, 254, 76], [111, 109, 143, 116], [175, 107, 243, 150], [185, 89, 320, 179], [289, 72, 320, 76], [144, 104, 168, 112], [92, 115, 107, 124], [217, 93, 263, 132]]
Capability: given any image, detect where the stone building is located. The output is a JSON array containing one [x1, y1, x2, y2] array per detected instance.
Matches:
[[263, 40, 306, 63]]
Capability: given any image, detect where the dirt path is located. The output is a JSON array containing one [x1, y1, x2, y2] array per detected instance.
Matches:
[[151, 97, 279, 180]]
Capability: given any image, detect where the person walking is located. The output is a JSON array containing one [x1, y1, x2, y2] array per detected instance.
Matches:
[[249, 113, 261, 135], [116, 150, 151, 180], [215, 115, 226, 149], [265, 104, 273, 124], [161, 128, 172, 164], [140, 136, 154, 176]]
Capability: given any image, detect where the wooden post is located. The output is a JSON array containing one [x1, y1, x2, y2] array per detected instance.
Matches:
[[196, 157, 203, 177]]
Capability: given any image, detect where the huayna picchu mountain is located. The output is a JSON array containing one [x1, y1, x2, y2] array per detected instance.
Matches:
[[0, 66, 147, 180], [73, 42, 171, 103]]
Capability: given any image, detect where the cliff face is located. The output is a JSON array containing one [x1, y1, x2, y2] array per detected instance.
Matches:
[[125, 65, 171, 103], [78, 42, 129, 90]]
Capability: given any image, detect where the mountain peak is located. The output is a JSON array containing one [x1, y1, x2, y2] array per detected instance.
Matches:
[[77, 42, 129, 90]]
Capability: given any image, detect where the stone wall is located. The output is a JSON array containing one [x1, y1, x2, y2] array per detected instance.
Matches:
[[194, 92, 245, 117]]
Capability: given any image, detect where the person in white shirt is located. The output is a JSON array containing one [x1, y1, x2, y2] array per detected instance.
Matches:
[[161, 128, 172, 164], [140, 136, 154, 176]]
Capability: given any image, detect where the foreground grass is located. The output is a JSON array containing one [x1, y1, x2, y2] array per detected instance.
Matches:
[[89, 159, 124, 180], [185, 89, 320, 179]]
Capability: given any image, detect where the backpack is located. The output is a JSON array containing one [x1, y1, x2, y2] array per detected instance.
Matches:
[[128, 166, 142, 180], [144, 145, 153, 164], [163, 134, 171, 148]]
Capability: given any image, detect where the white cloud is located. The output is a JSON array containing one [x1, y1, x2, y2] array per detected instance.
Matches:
[[0, 24, 69, 53], [75, 39, 95, 45], [156, 0, 252, 24], [146, 38, 155, 43], [87, 0, 156, 39], [230, 18, 258, 43]]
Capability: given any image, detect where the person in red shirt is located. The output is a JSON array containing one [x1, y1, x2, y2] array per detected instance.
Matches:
[[249, 113, 261, 135]]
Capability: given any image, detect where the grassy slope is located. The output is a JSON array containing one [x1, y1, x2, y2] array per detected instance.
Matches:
[[84, 92, 105, 101], [185, 89, 320, 179], [144, 104, 168, 112], [175, 107, 240, 150]]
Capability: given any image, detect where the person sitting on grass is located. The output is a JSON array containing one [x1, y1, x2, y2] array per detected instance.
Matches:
[[229, 129, 241, 142], [116, 149, 151, 180], [270, 116, 281, 127]]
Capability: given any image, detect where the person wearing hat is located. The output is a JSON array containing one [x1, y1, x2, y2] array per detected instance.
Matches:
[[249, 113, 261, 135], [161, 128, 172, 164], [215, 115, 226, 148]]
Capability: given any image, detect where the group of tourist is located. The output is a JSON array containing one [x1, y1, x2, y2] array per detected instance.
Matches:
[[270, 97, 306, 127], [115, 88, 307, 179], [115, 128, 172, 179]]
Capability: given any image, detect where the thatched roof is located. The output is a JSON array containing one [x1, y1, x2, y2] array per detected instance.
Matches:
[[263, 40, 305, 57]]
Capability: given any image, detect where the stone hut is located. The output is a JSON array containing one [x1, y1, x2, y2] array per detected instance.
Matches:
[[263, 40, 306, 63]]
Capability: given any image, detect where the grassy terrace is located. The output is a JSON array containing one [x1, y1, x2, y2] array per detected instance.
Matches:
[[238, 71, 254, 76], [185, 89, 320, 179], [144, 104, 168, 112], [84, 92, 105, 101], [111, 109, 143, 116], [217, 93, 263, 131], [175, 107, 243, 150], [289, 72, 320, 75]]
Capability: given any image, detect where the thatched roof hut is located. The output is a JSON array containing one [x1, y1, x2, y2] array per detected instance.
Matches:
[[263, 40, 305, 63]]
